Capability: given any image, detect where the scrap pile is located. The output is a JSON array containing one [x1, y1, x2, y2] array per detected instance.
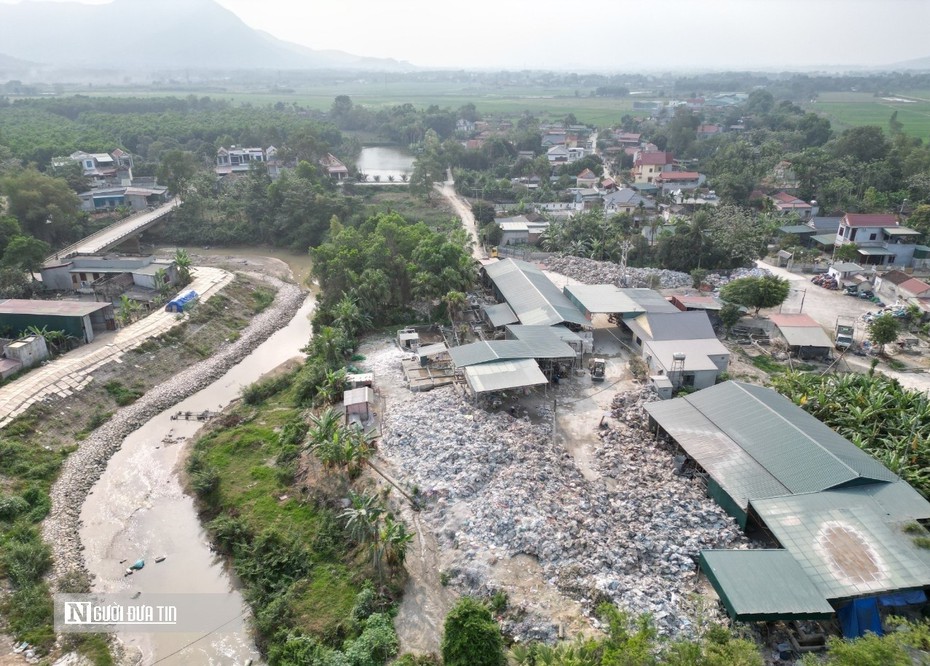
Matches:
[[370, 344, 746, 637], [543, 255, 691, 289]]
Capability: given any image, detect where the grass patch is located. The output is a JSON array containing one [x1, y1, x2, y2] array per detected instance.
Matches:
[[903, 522, 925, 535], [187, 371, 404, 661], [103, 380, 142, 406], [751, 354, 787, 374], [252, 288, 275, 313], [913, 537, 930, 550], [886, 357, 907, 371]]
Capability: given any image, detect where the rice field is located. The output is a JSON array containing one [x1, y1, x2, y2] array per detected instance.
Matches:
[[805, 91, 930, 140]]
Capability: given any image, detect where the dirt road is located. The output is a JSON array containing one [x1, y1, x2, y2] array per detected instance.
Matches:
[[435, 170, 484, 260]]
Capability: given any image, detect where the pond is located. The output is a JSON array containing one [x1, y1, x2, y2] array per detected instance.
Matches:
[[356, 146, 415, 182]]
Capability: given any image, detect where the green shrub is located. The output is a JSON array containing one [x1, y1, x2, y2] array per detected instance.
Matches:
[[0, 494, 30, 521], [441, 597, 506, 666], [1, 582, 55, 648], [252, 288, 275, 313], [242, 373, 293, 405], [343, 613, 399, 666], [104, 380, 142, 406], [208, 515, 252, 556], [351, 584, 377, 622], [2, 536, 52, 588]]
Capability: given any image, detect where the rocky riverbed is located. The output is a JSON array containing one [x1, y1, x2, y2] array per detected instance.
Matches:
[[42, 276, 306, 584], [366, 343, 746, 639]]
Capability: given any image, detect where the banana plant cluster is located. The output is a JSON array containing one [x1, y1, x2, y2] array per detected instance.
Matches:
[[772, 372, 930, 497]]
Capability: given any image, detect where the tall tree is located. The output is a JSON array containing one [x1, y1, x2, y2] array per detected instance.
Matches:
[[2, 235, 50, 277], [868, 313, 899, 355], [719, 275, 791, 316], [0, 169, 81, 244], [441, 597, 506, 666]]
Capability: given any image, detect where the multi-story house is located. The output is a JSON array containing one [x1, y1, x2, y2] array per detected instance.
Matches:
[[835, 213, 922, 267]]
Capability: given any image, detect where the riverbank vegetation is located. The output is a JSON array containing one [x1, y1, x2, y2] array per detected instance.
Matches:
[[187, 365, 406, 664], [0, 274, 276, 663]]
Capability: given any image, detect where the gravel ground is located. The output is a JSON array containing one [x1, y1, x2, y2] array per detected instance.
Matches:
[[364, 342, 746, 639], [42, 276, 306, 584]]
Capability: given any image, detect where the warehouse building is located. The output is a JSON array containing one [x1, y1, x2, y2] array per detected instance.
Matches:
[[483, 259, 588, 328], [645, 381, 930, 635], [0, 300, 116, 343]]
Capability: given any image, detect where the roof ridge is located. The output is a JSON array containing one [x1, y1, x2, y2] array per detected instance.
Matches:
[[724, 382, 865, 487]]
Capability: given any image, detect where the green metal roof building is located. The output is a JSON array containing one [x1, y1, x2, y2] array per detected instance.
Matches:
[[646, 381, 930, 624]]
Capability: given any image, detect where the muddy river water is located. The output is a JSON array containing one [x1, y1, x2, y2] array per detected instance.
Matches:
[[79, 287, 315, 665]]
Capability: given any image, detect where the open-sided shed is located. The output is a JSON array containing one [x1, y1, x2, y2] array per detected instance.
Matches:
[[700, 550, 835, 622]]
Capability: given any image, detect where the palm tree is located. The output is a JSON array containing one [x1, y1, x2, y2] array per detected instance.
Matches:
[[381, 516, 413, 567], [314, 368, 347, 407], [331, 295, 371, 339], [340, 491, 383, 545], [443, 290, 467, 324]]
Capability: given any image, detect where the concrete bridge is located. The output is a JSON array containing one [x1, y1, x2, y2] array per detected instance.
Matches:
[[46, 198, 181, 264]]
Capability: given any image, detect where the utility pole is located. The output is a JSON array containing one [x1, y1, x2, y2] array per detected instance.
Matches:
[[619, 239, 633, 287]]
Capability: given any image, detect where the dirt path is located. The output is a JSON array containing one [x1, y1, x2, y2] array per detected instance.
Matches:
[[435, 170, 484, 260]]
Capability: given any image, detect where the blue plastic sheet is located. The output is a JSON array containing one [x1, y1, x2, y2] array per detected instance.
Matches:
[[838, 598, 883, 638]]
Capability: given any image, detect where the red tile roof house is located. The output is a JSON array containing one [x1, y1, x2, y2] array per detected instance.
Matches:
[[835, 214, 922, 267], [576, 168, 598, 188], [769, 191, 818, 219], [632, 151, 675, 184], [655, 171, 705, 193]]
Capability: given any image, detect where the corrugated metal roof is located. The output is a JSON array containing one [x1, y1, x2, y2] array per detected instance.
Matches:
[[700, 550, 835, 621], [563, 284, 644, 316], [645, 382, 897, 508], [417, 343, 448, 358], [811, 233, 838, 246], [828, 480, 930, 522], [883, 227, 921, 236], [449, 340, 533, 367], [506, 324, 582, 345], [751, 491, 930, 600], [858, 247, 896, 256], [829, 262, 862, 272], [644, 339, 729, 372], [484, 259, 587, 327], [622, 289, 681, 314], [777, 326, 834, 349], [645, 397, 791, 510], [344, 387, 374, 406], [483, 303, 519, 328], [779, 225, 814, 234], [629, 311, 716, 342], [686, 382, 896, 493], [0, 299, 112, 317], [464, 359, 548, 394]]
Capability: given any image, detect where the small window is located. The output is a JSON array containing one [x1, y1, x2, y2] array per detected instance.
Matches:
[[869, 233, 877, 241]]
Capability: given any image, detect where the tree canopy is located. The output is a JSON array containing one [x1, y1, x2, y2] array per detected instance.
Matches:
[[719, 274, 791, 315]]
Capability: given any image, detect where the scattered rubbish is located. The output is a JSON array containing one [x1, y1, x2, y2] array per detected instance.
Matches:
[[131, 591, 141, 599], [155, 556, 166, 563], [119, 559, 127, 564], [170, 410, 219, 422], [125, 558, 145, 574]]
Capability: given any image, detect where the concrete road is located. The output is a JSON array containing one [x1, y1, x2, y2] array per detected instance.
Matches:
[[0, 267, 232, 427], [756, 259, 930, 393]]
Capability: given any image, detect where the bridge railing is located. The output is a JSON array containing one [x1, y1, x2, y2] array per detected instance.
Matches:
[[46, 198, 181, 264]]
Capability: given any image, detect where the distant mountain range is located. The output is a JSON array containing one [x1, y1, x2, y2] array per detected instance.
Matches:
[[0, 0, 412, 72]]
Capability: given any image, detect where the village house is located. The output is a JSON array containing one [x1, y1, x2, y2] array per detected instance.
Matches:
[[835, 213, 922, 267], [769, 191, 818, 219], [603, 188, 656, 214], [655, 171, 706, 194], [575, 168, 598, 188], [53, 149, 134, 186], [215, 145, 278, 176], [631, 151, 675, 184], [320, 153, 349, 180]]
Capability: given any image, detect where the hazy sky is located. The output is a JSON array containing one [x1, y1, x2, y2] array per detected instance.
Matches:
[[3, 0, 929, 70]]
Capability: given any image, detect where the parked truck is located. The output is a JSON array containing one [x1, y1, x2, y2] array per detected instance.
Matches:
[[835, 317, 855, 350]]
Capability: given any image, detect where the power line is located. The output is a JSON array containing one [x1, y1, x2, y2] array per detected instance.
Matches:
[[150, 611, 247, 665]]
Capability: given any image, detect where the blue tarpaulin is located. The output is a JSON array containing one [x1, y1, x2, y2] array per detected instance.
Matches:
[[838, 598, 883, 638], [165, 290, 198, 313], [878, 590, 928, 607]]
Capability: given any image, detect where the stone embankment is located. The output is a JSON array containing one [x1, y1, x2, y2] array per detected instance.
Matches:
[[367, 344, 746, 639], [42, 277, 307, 582]]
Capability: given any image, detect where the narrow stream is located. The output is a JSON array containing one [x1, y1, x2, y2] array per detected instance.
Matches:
[[79, 293, 315, 665]]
